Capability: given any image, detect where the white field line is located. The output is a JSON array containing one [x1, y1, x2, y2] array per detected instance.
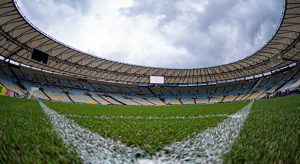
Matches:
[[39, 101, 146, 164], [40, 101, 253, 164], [66, 114, 230, 120], [146, 101, 254, 164]]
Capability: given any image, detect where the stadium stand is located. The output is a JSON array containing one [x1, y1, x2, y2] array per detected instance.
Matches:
[[164, 97, 182, 105], [180, 97, 195, 105], [0, 77, 24, 96], [222, 95, 238, 102], [209, 96, 223, 104], [146, 97, 166, 106], [127, 96, 154, 106], [0, 0, 299, 106], [278, 70, 300, 92], [88, 93, 106, 105], [110, 94, 140, 105], [68, 90, 97, 104], [42, 87, 72, 103], [22, 82, 49, 100], [195, 97, 209, 104], [100, 95, 123, 105], [0, 61, 300, 105]]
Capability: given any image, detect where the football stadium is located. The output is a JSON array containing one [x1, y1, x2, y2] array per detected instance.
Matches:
[[0, 0, 300, 163]]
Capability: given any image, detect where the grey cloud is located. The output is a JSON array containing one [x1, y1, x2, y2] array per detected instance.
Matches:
[[120, 0, 180, 24], [18, 0, 91, 27], [52, 0, 91, 13], [121, 0, 284, 67], [18, 0, 284, 68]]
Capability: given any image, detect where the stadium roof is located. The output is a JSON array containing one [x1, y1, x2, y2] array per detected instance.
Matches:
[[0, 0, 299, 84]]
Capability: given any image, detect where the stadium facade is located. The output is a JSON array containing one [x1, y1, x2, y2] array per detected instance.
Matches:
[[0, 0, 300, 105]]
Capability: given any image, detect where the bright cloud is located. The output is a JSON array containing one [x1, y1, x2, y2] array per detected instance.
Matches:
[[16, 0, 284, 68]]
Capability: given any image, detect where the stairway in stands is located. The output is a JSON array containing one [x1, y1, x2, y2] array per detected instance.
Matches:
[[40, 88, 52, 100], [65, 91, 75, 103], [275, 66, 300, 92], [86, 93, 101, 104], [106, 95, 126, 105], [8, 66, 26, 93]]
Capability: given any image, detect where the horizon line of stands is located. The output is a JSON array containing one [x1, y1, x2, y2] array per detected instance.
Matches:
[[0, 61, 300, 106]]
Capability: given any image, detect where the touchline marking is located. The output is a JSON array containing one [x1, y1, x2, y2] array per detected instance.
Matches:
[[39, 101, 147, 164], [65, 114, 230, 120], [39, 101, 253, 164]]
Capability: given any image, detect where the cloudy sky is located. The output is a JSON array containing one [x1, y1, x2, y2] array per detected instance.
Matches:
[[16, 0, 284, 68]]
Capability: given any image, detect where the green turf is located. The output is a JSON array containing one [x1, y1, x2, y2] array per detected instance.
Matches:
[[0, 96, 80, 163], [72, 116, 224, 154], [46, 101, 248, 154], [45, 101, 248, 117], [223, 95, 300, 163], [2, 94, 299, 161]]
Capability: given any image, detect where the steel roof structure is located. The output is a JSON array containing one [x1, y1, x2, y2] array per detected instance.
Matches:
[[0, 0, 300, 84]]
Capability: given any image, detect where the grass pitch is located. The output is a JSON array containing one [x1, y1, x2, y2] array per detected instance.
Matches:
[[45, 102, 248, 116], [46, 101, 248, 154], [1, 94, 299, 162], [0, 96, 79, 163], [224, 95, 300, 163]]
